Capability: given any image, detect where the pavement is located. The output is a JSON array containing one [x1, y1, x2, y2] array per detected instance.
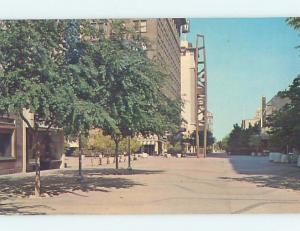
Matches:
[[1, 153, 300, 214]]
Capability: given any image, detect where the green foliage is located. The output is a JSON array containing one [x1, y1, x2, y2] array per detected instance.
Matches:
[[267, 76, 300, 152], [0, 20, 74, 130], [77, 20, 182, 145], [286, 18, 300, 31], [190, 130, 215, 147], [87, 130, 141, 153], [225, 123, 261, 154]]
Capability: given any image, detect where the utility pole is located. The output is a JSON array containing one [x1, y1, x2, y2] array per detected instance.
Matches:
[[195, 34, 208, 158]]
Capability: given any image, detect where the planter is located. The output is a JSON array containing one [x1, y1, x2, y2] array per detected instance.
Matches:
[[297, 156, 300, 167], [142, 153, 149, 158], [280, 154, 288, 163], [176, 154, 181, 158], [273, 153, 282, 163], [269, 152, 275, 162]]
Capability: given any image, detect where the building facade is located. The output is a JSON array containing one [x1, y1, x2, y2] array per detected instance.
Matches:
[[180, 40, 197, 135], [130, 19, 188, 154], [128, 19, 187, 99], [241, 95, 290, 130], [0, 112, 64, 175]]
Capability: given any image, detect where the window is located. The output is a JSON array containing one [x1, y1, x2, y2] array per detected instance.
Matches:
[[0, 129, 14, 158], [133, 20, 147, 33], [140, 20, 147, 33], [133, 20, 140, 32]]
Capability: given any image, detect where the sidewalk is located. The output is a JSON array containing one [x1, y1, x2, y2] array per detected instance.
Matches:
[[1, 155, 300, 214]]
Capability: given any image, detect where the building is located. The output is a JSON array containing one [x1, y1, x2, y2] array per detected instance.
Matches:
[[128, 19, 188, 99], [0, 111, 64, 175], [130, 19, 189, 154], [207, 111, 213, 133], [85, 19, 189, 154], [180, 40, 197, 135], [241, 95, 290, 130]]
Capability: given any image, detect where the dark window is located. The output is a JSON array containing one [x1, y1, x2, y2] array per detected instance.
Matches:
[[0, 132, 13, 158]]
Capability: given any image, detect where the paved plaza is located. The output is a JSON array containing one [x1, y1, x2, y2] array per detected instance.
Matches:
[[1, 153, 300, 214]]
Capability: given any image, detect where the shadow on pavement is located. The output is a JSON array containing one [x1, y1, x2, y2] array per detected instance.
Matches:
[[0, 203, 48, 215], [206, 152, 228, 159], [221, 155, 300, 191], [0, 167, 165, 200]]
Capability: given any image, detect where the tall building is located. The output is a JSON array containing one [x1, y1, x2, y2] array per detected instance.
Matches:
[[130, 19, 188, 154], [127, 19, 188, 99], [180, 40, 197, 135]]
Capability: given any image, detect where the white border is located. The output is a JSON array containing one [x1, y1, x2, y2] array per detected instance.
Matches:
[[0, 0, 299, 19], [0, 0, 300, 230]]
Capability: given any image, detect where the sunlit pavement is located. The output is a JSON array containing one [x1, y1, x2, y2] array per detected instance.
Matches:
[[1, 153, 300, 214]]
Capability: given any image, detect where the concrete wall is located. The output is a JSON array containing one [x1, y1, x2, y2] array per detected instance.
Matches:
[[180, 41, 196, 134]]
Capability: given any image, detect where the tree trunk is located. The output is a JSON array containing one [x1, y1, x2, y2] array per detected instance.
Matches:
[[34, 130, 41, 197], [115, 140, 119, 169], [78, 133, 83, 177]]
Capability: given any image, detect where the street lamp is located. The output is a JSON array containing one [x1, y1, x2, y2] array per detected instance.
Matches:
[[127, 128, 132, 171]]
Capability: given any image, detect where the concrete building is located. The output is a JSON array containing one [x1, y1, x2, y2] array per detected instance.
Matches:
[[207, 111, 213, 133], [0, 111, 64, 175], [180, 40, 197, 135], [241, 95, 290, 130], [128, 19, 188, 99], [129, 19, 189, 154], [86, 19, 189, 155]]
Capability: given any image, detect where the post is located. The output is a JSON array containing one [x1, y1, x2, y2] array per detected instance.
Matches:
[[202, 36, 208, 158], [78, 133, 83, 178], [194, 38, 200, 158], [128, 135, 132, 170], [35, 131, 41, 196]]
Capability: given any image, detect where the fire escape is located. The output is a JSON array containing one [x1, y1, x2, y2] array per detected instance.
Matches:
[[194, 34, 208, 158]]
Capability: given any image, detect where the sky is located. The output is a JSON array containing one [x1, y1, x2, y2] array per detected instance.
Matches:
[[187, 18, 300, 141]]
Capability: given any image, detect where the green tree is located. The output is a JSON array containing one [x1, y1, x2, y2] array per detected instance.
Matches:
[[267, 76, 300, 152], [225, 123, 260, 154], [84, 20, 181, 168], [0, 20, 75, 196], [190, 130, 215, 147], [63, 20, 115, 176]]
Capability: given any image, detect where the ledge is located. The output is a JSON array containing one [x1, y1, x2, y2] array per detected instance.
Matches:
[[0, 157, 17, 162]]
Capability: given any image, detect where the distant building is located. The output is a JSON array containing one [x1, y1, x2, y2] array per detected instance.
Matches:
[[207, 111, 213, 133], [241, 95, 290, 130]]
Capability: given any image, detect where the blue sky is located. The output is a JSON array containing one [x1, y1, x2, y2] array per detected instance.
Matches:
[[187, 18, 300, 141]]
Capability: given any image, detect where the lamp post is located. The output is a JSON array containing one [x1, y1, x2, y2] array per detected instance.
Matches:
[[128, 128, 132, 171]]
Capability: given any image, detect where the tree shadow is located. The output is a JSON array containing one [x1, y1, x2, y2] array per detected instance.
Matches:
[[77, 168, 165, 176], [221, 155, 300, 191], [0, 168, 164, 200], [220, 174, 300, 191], [0, 203, 48, 215], [206, 152, 228, 159]]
